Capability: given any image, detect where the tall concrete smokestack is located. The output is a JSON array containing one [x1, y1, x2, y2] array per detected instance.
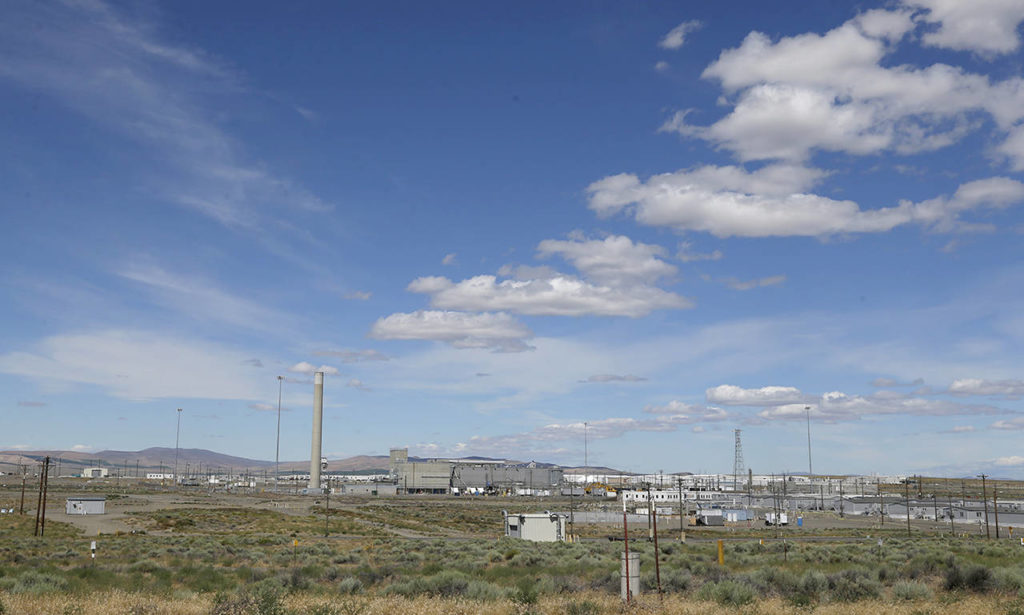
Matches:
[[309, 371, 324, 491]]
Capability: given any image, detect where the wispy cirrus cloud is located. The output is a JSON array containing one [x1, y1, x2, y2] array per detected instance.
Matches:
[[314, 349, 390, 363], [0, 1, 331, 246], [949, 378, 1024, 399], [0, 329, 269, 401], [579, 374, 647, 384]]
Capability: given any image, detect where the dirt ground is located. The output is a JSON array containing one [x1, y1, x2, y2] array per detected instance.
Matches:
[[0, 477, 1009, 541]]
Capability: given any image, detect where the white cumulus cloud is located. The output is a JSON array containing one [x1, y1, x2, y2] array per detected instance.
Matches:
[[369, 310, 534, 353], [706, 384, 807, 406], [587, 165, 1024, 237], [536, 234, 677, 287], [287, 362, 339, 375], [659, 20, 703, 50], [905, 0, 1024, 55], [407, 273, 690, 317]]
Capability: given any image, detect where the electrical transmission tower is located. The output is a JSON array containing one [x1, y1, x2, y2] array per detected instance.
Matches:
[[733, 429, 745, 493]]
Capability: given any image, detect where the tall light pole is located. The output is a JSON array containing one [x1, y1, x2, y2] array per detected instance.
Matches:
[[583, 422, 589, 488], [173, 408, 182, 488], [275, 375, 284, 492], [805, 406, 813, 479]]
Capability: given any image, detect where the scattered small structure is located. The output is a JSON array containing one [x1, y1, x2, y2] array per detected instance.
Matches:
[[503, 511, 567, 542], [697, 509, 725, 526], [65, 496, 106, 515], [336, 482, 398, 496]]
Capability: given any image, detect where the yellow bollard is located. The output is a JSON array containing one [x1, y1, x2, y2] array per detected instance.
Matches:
[[717, 539, 724, 565]]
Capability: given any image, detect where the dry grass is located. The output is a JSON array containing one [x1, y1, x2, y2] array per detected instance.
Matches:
[[1, 591, 1015, 615]]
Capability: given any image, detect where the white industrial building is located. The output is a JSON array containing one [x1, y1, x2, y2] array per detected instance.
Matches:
[[503, 511, 567, 542], [65, 496, 106, 515], [81, 467, 108, 478]]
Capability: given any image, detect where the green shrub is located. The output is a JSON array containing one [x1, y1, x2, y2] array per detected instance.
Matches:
[[696, 580, 756, 606], [210, 582, 285, 615], [661, 568, 692, 593], [565, 599, 600, 615], [829, 569, 882, 602], [464, 580, 506, 601], [891, 580, 933, 601], [993, 568, 1024, 593], [511, 579, 539, 606], [0, 570, 68, 594], [800, 570, 828, 597], [946, 564, 993, 593], [426, 570, 470, 597], [752, 566, 799, 597], [337, 577, 362, 595]]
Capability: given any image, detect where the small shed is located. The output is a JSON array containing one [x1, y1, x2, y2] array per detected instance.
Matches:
[[66, 496, 106, 515], [503, 511, 567, 542]]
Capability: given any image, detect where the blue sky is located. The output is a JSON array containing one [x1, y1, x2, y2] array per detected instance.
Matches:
[[3, 0, 1024, 476]]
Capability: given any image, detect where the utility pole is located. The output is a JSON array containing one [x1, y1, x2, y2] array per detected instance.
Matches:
[[622, 496, 631, 604], [978, 474, 991, 539], [40, 457, 49, 536], [19, 465, 27, 514], [33, 459, 45, 535], [904, 479, 911, 538], [949, 491, 956, 535], [677, 478, 684, 541], [34, 457, 50, 536], [839, 479, 844, 517], [877, 478, 884, 528], [173, 408, 183, 489], [324, 477, 330, 537], [994, 485, 1000, 539], [646, 485, 653, 540], [652, 493, 662, 598], [568, 478, 575, 539]]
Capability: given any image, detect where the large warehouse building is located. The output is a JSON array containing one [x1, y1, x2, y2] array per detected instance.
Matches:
[[389, 448, 563, 494]]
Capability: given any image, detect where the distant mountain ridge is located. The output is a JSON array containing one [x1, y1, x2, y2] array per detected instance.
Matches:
[[0, 447, 624, 475]]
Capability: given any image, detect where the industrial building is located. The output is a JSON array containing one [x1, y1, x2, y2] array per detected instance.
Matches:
[[390, 448, 563, 494], [80, 467, 108, 478], [503, 511, 567, 542], [336, 482, 399, 496], [65, 496, 105, 515]]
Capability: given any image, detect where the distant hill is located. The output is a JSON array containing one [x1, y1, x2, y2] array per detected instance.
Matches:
[[0, 447, 630, 475]]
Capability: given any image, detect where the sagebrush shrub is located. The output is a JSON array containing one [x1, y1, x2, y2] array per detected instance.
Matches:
[[892, 580, 933, 601]]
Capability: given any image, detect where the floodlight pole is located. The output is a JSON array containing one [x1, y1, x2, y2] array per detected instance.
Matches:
[[276, 375, 284, 492], [583, 422, 588, 487], [805, 406, 813, 478], [173, 408, 182, 489]]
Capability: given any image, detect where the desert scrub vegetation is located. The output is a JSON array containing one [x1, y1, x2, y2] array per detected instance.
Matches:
[[4, 529, 1024, 610], [1, 592, 1023, 615], [133, 508, 387, 537]]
